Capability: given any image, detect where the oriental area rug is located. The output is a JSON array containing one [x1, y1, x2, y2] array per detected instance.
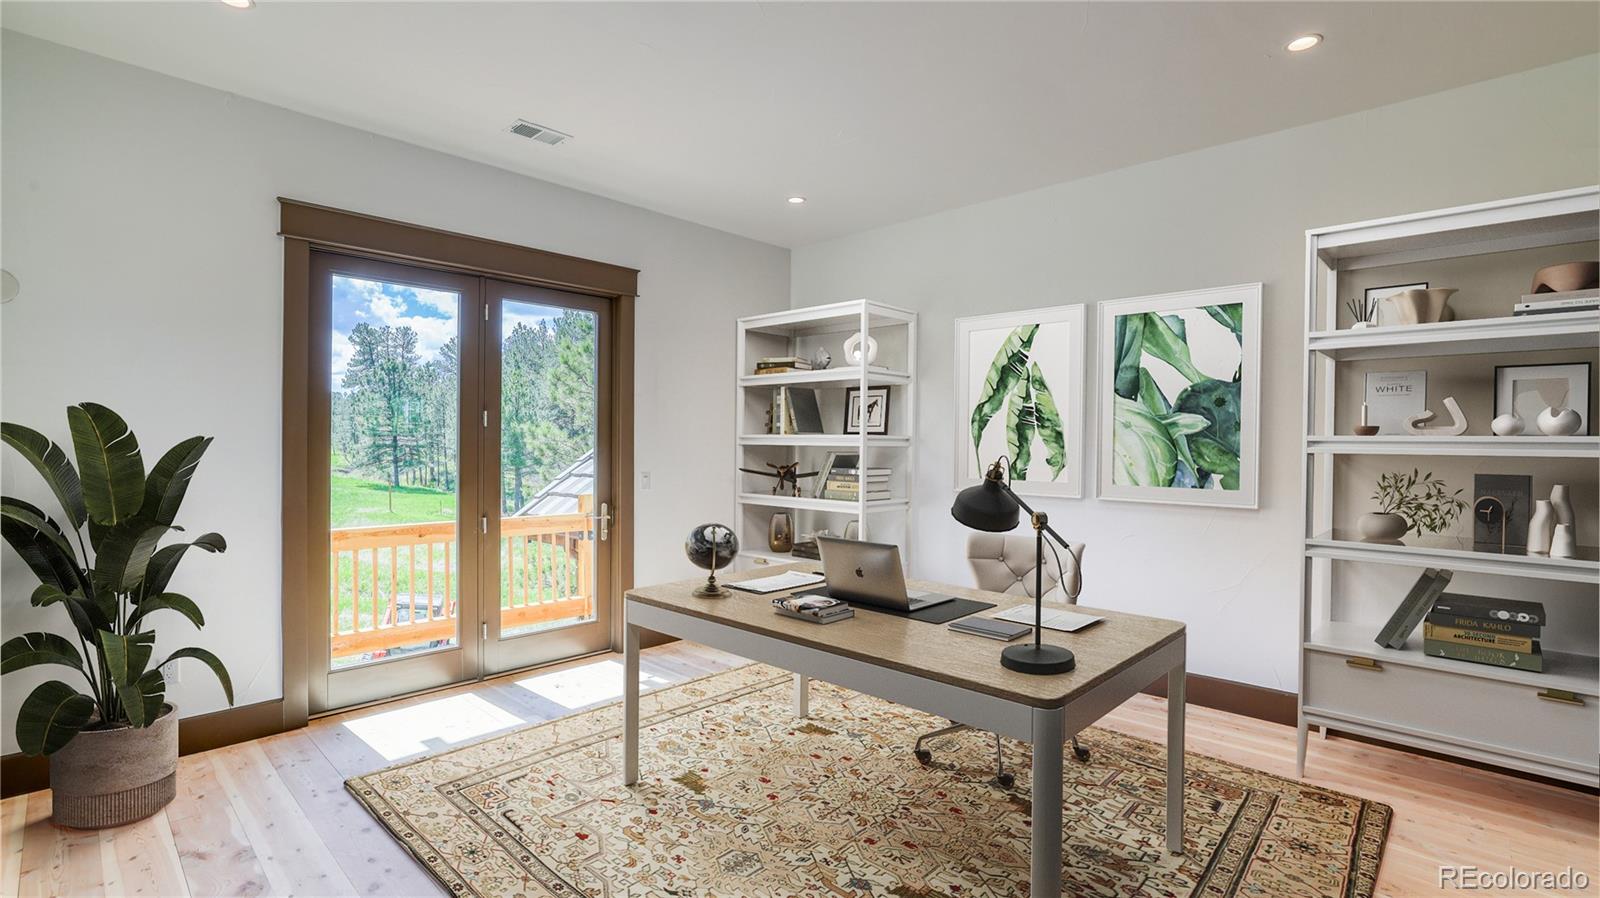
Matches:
[[348, 664, 1389, 898]]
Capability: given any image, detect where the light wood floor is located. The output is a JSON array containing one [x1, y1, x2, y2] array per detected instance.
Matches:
[[3, 642, 1595, 897]]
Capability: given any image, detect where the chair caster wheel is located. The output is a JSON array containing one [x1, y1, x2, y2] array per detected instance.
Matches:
[[1072, 745, 1091, 762], [995, 772, 1016, 788], [913, 749, 932, 765]]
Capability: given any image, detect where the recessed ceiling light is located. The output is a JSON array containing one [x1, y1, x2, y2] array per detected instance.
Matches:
[[221, 0, 253, 7], [787, 196, 807, 205], [1286, 34, 1322, 52]]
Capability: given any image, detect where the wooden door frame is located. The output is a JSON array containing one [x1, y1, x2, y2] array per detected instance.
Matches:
[[280, 198, 637, 730]]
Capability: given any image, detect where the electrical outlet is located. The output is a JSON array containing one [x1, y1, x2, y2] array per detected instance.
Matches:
[[640, 471, 652, 490], [162, 658, 182, 683]]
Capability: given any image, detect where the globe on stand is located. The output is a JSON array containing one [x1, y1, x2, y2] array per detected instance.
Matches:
[[685, 523, 738, 597]]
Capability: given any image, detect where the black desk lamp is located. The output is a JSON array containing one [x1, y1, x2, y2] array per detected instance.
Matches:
[[951, 457, 1080, 675]]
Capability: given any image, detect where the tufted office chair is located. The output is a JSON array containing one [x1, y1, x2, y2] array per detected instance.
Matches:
[[912, 533, 1089, 786]]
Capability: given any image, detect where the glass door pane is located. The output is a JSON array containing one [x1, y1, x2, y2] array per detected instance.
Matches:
[[330, 273, 462, 665], [485, 284, 610, 673]]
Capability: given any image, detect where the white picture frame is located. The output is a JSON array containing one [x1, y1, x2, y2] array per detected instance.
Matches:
[[1494, 362, 1592, 435], [1096, 283, 1262, 508], [954, 304, 1085, 498]]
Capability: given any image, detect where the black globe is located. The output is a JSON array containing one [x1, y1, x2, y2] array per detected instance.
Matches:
[[685, 523, 738, 571]]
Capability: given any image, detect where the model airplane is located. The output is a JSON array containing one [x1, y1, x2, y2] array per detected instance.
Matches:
[[739, 462, 819, 496]]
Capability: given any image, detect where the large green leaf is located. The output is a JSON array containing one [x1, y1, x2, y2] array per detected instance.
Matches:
[[1173, 378, 1243, 489], [141, 436, 211, 527], [118, 668, 166, 728], [68, 403, 145, 526], [16, 680, 95, 756], [92, 522, 172, 597], [969, 325, 1038, 469], [1005, 375, 1038, 479], [1112, 313, 1146, 400], [1028, 362, 1066, 480], [98, 630, 156, 688], [0, 632, 85, 676], [129, 593, 204, 631], [139, 533, 226, 600], [32, 584, 110, 643], [1, 423, 86, 529], [1138, 313, 1207, 384], [1205, 302, 1244, 342], [1, 498, 86, 595], [1111, 396, 1179, 488], [165, 647, 233, 705]]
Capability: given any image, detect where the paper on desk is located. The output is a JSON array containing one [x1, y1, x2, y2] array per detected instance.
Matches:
[[727, 570, 825, 594], [993, 605, 1103, 632]]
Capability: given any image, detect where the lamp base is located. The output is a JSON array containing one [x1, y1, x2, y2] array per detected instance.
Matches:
[[1000, 643, 1075, 675]]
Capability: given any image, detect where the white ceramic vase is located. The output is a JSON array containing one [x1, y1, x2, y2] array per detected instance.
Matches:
[[1527, 499, 1556, 554], [1550, 484, 1573, 527], [1550, 524, 1577, 559], [1537, 406, 1583, 436], [1490, 413, 1525, 436]]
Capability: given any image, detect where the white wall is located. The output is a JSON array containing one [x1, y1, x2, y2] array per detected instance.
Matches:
[[791, 55, 1600, 693], [0, 32, 789, 752]]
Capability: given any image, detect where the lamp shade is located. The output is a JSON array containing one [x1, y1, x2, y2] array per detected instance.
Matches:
[[951, 476, 1020, 532]]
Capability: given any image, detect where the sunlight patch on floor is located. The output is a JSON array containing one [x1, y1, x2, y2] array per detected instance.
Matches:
[[513, 658, 672, 709], [343, 693, 523, 760]]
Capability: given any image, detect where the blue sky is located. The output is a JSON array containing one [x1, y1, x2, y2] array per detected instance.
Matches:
[[330, 276, 559, 388]]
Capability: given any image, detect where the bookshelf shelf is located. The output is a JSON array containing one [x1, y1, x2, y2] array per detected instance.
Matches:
[[1307, 622, 1599, 695], [1298, 187, 1600, 788], [1305, 435, 1600, 459], [1304, 531, 1600, 584], [735, 300, 917, 570]]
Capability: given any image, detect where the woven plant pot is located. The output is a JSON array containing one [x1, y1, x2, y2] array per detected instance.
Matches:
[[48, 704, 177, 829]]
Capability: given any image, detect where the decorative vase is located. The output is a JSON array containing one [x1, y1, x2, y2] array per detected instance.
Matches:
[[842, 332, 878, 366], [1537, 406, 1583, 436], [1389, 288, 1458, 325], [1551, 524, 1577, 559], [768, 513, 793, 553], [1550, 484, 1573, 527], [1351, 321, 1373, 330], [49, 704, 178, 828], [1527, 500, 1556, 554], [1358, 512, 1409, 541], [1490, 413, 1525, 436], [1530, 261, 1600, 294]]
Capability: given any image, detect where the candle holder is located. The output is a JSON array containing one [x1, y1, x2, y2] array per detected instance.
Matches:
[[1354, 425, 1380, 436]]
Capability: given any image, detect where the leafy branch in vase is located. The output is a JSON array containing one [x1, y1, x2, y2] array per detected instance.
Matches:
[[1372, 469, 1466, 535]]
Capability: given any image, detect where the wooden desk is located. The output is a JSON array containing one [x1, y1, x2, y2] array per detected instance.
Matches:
[[622, 564, 1186, 898]]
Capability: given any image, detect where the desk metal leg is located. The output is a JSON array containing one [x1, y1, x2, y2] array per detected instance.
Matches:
[[792, 673, 810, 718], [1166, 658, 1185, 855], [1031, 706, 1064, 898], [623, 622, 640, 785]]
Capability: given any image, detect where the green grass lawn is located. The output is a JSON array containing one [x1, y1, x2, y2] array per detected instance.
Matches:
[[330, 473, 456, 529]]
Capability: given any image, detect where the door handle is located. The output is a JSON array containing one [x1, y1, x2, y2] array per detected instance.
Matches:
[[1344, 657, 1382, 672], [1537, 689, 1585, 707], [591, 501, 611, 541]]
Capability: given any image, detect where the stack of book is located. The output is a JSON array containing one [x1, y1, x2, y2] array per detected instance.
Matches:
[[1423, 594, 1545, 672], [772, 594, 854, 624], [754, 356, 813, 375], [1512, 289, 1598, 317], [819, 466, 892, 501]]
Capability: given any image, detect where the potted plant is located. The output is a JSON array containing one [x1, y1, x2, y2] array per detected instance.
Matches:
[[1361, 469, 1466, 542], [1, 404, 231, 828]]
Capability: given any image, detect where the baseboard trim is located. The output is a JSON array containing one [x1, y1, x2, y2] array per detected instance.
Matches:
[[1141, 671, 1298, 727], [1, 698, 287, 799]]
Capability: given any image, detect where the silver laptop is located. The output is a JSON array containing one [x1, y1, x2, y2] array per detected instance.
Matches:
[[816, 537, 956, 612]]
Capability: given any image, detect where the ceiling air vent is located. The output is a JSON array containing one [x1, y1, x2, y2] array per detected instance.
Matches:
[[507, 119, 572, 146]]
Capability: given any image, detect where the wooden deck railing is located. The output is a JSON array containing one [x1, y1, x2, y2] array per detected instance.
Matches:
[[329, 496, 594, 662]]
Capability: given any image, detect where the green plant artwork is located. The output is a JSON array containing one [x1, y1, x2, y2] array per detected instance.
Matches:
[[1110, 302, 1245, 490], [969, 325, 1067, 481]]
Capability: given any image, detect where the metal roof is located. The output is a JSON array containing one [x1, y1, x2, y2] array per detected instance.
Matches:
[[512, 449, 594, 517]]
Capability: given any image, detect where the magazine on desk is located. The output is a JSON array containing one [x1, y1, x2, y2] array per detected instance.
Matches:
[[772, 594, 854, 623]]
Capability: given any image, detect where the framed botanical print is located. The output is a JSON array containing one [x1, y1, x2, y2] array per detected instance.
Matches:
[[954, 304, 1085, 498], [1096, 283, 1262, 508]]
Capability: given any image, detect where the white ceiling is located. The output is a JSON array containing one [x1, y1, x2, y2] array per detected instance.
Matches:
[[4, 2, 1595, 248]]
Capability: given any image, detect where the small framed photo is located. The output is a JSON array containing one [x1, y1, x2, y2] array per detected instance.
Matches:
[[844, 386, 891, 435], [1494, 363, 1592, 435], [1363, 282, 1427, 327]]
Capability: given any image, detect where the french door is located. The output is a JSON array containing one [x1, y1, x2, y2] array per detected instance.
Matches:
[[310, 253, 612, 713]]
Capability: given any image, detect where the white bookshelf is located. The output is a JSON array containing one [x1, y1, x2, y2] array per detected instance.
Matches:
[[734, 300, 917, 569], [1299, 187, 1600, 788]]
